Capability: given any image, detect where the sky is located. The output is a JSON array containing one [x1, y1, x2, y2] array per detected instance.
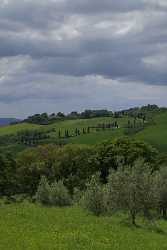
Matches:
[[0, 0, 167, 118]]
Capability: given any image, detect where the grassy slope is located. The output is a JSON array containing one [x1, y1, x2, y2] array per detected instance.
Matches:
[[49, 117, 129, 145], [0, 117, 129, 154], [135, 112, 167, 152], [0, 112, 167, 152], [0, 123, 42, 136], [0, 203, 167, 250], [0, 123, 43, 154], [0, 117, 124, 136]]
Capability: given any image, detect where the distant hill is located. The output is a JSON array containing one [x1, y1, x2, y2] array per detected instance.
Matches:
[[0, 118, 20, 126], [0, 105, 166, 155]]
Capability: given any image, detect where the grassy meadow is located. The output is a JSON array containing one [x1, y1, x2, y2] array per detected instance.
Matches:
[[0, 202, 167, 250]]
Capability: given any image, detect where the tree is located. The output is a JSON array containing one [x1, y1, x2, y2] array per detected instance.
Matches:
[[16, 145, 60, 195], [156, 167, 167, 219], [36, 177, 72, 206], [35, 176, 51, 205], [75, 128, 78, 136], [0, 154, 18, 196], [68, 111, 80, 119], [54, 144, 96, 192], [50, 180, 72, 206], [83, 128, 86, 134], [106, 159, 158, 225], [81, 174, 107, 216], [93, 137, 158, 182], [56, 112, 65, 118], [16, 144, 96, 195]]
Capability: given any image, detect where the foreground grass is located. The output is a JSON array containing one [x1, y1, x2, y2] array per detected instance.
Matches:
[[0, 203, 167, 250]]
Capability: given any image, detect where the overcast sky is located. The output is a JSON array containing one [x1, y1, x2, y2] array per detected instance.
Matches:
[[0, 0, 167, 118]]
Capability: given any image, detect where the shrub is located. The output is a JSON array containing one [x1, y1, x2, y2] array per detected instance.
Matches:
[[81, 174, 107, 216], [73, 188, 84, 204], [35, 176, 51, 205], [35, 176, 72, 206], [8, 194, 29, 203], [49, 180, 72, 206]]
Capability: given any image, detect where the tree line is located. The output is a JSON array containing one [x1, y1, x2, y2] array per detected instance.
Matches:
[[24, 109, 113, 125], [21, 104, 167, 126], [1, 137, 167, 226]]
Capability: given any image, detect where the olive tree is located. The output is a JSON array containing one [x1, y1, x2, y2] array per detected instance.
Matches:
[[81, 174, 107, 216], [156, 167, 167, 219], [106, 159, 158, 225]]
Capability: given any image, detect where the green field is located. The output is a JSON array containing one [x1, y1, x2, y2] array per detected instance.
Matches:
[[0, 111, 167, 153], [0, 202, 167, 250], [0, 123, 43, 136], [135, 112, 167, 152]]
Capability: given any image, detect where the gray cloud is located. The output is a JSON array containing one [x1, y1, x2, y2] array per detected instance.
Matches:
[[0, 0, 166, 117]]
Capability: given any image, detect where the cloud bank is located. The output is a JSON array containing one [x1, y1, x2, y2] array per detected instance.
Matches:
[[0, 0, 167, 117]]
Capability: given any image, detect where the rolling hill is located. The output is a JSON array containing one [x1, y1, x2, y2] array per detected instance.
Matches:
[[0, 111, 166, 154]]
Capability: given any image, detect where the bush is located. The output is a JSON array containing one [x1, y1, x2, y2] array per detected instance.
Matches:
[[81, 174, 107, 216], [49, 180, 72, 206], [35, 176, 51, 205], [73, 188, 84, 204], [35, 176, 72, 206], [8, 194, 29, 203]]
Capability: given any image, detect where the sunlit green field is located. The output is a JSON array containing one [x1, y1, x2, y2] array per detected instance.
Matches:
[[0, 202, 167, 250]]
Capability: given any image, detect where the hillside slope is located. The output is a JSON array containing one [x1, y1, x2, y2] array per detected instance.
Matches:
[[0, 112, 166, 153], [135, 112, 167, 152]]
